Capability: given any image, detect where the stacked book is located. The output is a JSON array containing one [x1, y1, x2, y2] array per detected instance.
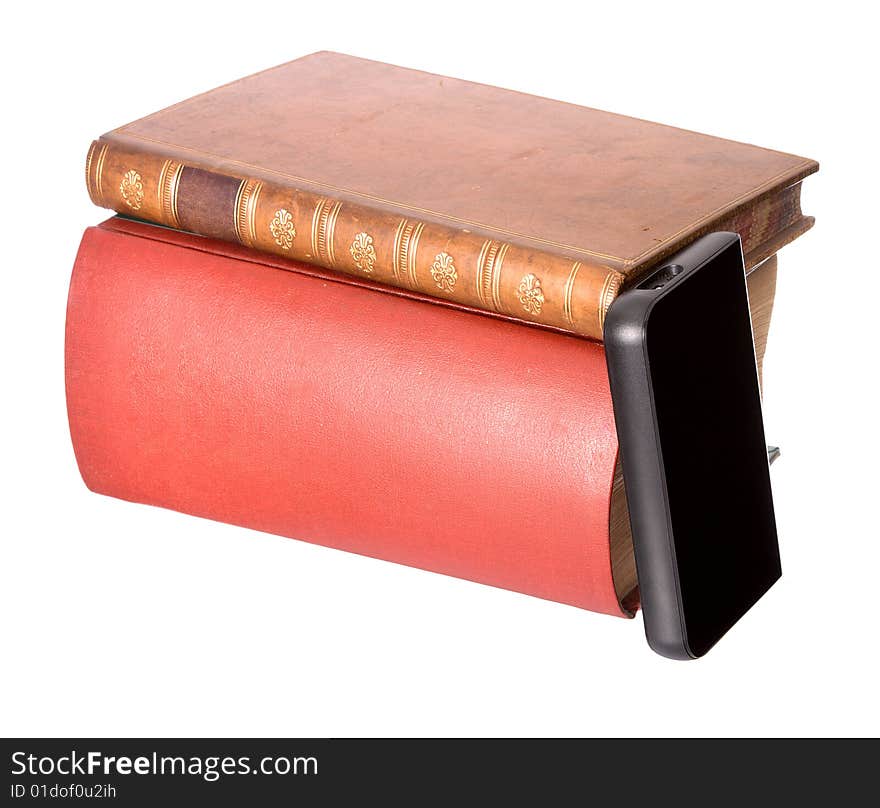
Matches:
[[68, 52, 817, 618]]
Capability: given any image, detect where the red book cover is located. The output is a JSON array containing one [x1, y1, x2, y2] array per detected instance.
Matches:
[[65, 218, 634, 617]]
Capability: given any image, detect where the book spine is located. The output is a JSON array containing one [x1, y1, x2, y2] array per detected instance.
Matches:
[[66, 222, 632, 616], [85, 139, 623, 341]]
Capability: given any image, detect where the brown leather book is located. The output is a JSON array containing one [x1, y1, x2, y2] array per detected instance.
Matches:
[[85, 51, 813, 340]]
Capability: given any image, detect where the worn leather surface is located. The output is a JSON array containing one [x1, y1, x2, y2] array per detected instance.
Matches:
[[87, 52, 817, 340], [65, 221, 627, 616]]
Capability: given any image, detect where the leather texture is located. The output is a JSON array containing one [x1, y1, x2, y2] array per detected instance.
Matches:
[[85, 52, 817, 340], [65, 220, 629, 616]]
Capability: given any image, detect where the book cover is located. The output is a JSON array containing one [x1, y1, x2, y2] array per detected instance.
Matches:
[[65, 217, 778, 615]]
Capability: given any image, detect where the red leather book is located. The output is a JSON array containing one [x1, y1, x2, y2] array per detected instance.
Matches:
[[66, 218, 637, 616]]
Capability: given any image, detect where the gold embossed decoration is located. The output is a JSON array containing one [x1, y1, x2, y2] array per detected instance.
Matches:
[[350, 232, 377, 273], [517, 273, 545, 315], [476, 240, 509, 312], [119, 169, 144, 210], [392, 219, 424, 288], [269, 208, 296, 250], [312, 199, 342, 266], [430, 252, 457, 292]]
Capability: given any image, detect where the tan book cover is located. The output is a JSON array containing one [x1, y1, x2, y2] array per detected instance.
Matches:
[[86, 52, 816, 340]]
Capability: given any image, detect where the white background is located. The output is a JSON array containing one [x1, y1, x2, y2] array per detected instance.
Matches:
[[2, 0, 877, 737]]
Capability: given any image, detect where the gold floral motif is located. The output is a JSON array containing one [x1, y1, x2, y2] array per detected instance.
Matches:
[[430, 252, 457, 292], [269, 208, 296, 250], [517, 273, 545, 315], [119, 169, 144, 210], [350, 232, 377, 273]]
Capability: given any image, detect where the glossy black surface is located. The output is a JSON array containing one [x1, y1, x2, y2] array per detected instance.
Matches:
[[646, 247, 781, 656]]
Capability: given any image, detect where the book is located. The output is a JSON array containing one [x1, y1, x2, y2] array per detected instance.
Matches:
[[85, 52, 814, 342], [65, 217, 778, 615]]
